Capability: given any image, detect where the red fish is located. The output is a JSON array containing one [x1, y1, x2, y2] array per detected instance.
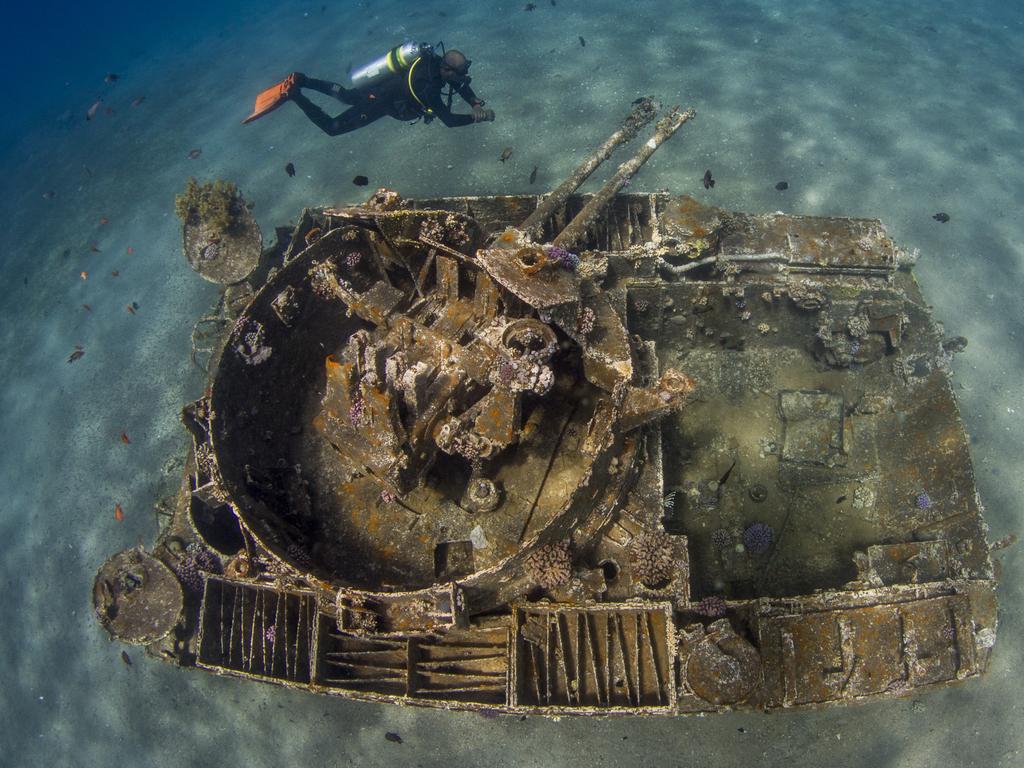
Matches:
[[80, 271, 89, 280], [114, 503, 124, 522], [111, 270, 120, 277], [99, 217, 109, 225], [119, 431, 131, 444], [126, 304, 136, 315], [86, 99, 102, 121], [126, 246, 134, 255]]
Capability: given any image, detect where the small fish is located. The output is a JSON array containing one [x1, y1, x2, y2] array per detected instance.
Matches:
[[120, 431, 131, 444], [67, 347, 85, 364], [86, 99, 103, 121], [524, 3, 536, 10], [352, 175, 369, 186], [188, 148, 202, 160], [990, 533, 1018, 552], [703, 169, 715, 189], [131, 96, 146, 107], [529, 165, 538, 184], [99, 216, 109, 225], [384, 732, 403, 744], [80, 271, 89, 280], [105, 107, 115, 116], [89, 244, 101, 253], [42, 190, 56, 200], [114, 503, 124, 522], [126, 303, 137, 315], [111, 270, 119, 277], [551, 0, 556, 5], [775, 181, 788, 191], [126, 246, 134, 255], [933, 212, 950, 223], [499, 147, 513, 162], [285, 162, 296, 177], [579, 36, 586, 47], [82, 304, 92, 312], [104, 73, 120, 83], [120, 650, 132, 667], [61, 248, 71, 259]]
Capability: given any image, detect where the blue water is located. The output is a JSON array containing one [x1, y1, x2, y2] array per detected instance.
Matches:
[[2, 1, 1022, 765]]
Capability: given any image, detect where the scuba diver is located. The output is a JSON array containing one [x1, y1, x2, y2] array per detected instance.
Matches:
[[242, 43, 495, 135]]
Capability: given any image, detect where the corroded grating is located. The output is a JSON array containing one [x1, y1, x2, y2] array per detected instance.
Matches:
[[512, 603, 675, 710], [314, 618, 509, 705], [197, 576, 316, 684]]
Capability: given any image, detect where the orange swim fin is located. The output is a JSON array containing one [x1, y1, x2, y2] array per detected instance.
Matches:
[[242, 74, 297, 124]]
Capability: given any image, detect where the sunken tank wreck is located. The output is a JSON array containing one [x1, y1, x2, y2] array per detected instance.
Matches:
[[95, 99, 998, 715]]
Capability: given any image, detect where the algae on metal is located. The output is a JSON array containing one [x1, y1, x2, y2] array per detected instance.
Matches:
[[94, 99, 999, 716]]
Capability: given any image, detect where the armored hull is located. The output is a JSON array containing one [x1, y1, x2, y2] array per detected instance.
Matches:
[[95, 103, 997, 715]]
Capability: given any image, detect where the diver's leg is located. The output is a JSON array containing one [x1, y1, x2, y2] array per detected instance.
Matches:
[[294, 73, 357, 104], [291, 93, 385, 136]]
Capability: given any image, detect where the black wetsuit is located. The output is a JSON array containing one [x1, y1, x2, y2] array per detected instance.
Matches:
[[291, 53, 481, 136]]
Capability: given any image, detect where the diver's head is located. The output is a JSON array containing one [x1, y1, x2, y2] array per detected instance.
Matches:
[[440, 50, 472, 84]]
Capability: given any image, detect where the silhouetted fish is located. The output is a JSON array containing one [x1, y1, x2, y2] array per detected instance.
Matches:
[[86, 99, 102, 121], [524, 2, 536, 9], [579, 36, 586, 47], [500, 147, 513, 162], [104, 73, 119, 83], [775, 181, 788, 190], [933, 212, 950, 223], [286, 162, 296, 177], [529, 166, 538, 184], [121, 650, 132, 667], [188, 148, 202, 159], [385, 732, 403, 744], [353, 175, 369, 186], [703, 169, 715, 189]]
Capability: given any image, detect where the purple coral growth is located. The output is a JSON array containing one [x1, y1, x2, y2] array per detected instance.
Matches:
[[496, 359, 517, 387], [172, 543, 221, 593], [344, 251, 363, 268], [742, 522, 774, 555], [264, 625, 276, 644], [547, 246, 580, 271], [694, 595, 727, 618], [916, 492, 932, 510], [349, 399, 365, 427]]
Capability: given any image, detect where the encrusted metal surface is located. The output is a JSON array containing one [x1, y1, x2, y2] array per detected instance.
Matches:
[[94, 102, 999, 716]]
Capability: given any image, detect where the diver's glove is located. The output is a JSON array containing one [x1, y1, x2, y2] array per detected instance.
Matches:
[[473, 105, 495, 122]]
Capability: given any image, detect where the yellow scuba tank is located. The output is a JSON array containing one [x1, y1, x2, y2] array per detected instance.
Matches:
[[349, 42, 433, 90]]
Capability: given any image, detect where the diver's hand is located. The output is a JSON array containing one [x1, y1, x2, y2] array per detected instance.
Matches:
[[473, 105, 495, 122]]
